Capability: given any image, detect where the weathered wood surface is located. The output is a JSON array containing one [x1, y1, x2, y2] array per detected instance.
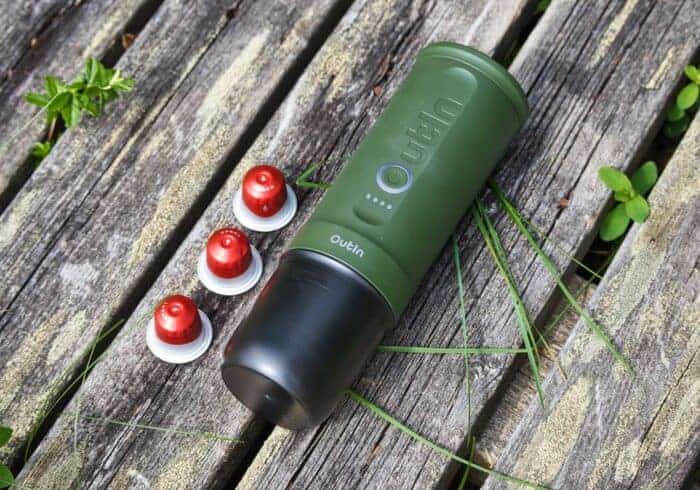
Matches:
[[470, 275, 597, 484], [236, 1, 699, 488], [0, 0, 345, 469], [484, 113, 700, 490], [0, 0, 160, 204], [17, 0, 539, 486], [1, 0, 79, 76], [5, 1, 698, 489]]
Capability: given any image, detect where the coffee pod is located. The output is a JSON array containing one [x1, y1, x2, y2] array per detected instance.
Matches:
[[233, 165, 297, 232], [146, 294, 212, 364], [197, 227, 263, 296]]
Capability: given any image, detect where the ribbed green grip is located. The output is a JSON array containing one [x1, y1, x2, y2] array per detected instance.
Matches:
[[291, 43, 529, 315]]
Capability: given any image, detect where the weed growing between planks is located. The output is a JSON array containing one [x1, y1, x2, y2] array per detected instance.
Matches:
[[0, 426, 14, 489], [664, 64, 699, 138], [597, 162, 658, 242], [18, 58, 134, 165]]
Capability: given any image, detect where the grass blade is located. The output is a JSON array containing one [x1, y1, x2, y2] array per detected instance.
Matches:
[[488, 181, 632, 373], [295, 162, 332, 190], [68, 413, 242, 444], [24, 314, 145, 461], [377, 345, 526, 355], [452, 237, 471, 437], [457, 436, 476, 490], [347, 390, 549, 489], [472, 199, 545, 408]]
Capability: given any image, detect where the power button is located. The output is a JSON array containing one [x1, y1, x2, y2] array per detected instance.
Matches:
[[376, 163, 412, 194]]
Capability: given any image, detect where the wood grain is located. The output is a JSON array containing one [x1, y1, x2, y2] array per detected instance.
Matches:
[[10, 0, 700, 488], [0, 0, 344, 470], [0, 0, 160, 203], [236, 0, 699, 488], [469, 275, 597, 485], [483, 113, 700, 490], [16, 0, 537, 486]]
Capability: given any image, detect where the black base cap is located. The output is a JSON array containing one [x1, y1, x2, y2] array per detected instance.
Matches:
[[221, 250, 394, 430]]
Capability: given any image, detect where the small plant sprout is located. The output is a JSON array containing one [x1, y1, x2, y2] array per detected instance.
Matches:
[[664, 64, 699, 138], [598, 161, 658, 241], [0, 426, 14, 489], [24, 58, 134, 163]]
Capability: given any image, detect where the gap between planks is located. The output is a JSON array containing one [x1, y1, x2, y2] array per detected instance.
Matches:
[[0, 0, 353, 476], [0, 0, 166, 213]]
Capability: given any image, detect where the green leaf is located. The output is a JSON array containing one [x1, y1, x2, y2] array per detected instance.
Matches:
[[666, 102, 685, 122], [60, 95, 82, 128], [598, 166, 634, 194], [78, 93, 100, 116], [46, 91, 71, 112], [0, 426, 11, 447], [599, 203, 630, 241], [0, 464, 13, 489], [684, 65, 700, 84], [44, 75, 66, 97], [32, 141, 53, 161], [630, 161, 658, 195], [536, 0, 550, 13], [625, 195, 650, 223], [85, 58, 100, 84], [664, 115, 690, 138], [613, 190, 633, 202], [25, 92, 50, 107], [676, 83, 699, 110]]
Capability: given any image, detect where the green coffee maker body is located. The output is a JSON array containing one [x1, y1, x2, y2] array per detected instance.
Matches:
[[222, 43, 529, 429]]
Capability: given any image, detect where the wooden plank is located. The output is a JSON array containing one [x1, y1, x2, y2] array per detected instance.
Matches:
[[483, 113, 700, 489], [235, 1, 700, 488], [0, 0, 160, 203], [469, 275, 597, 485], [15, 0, 700, 488], [0, 0, 345, 470], [1, 0, 73, 75], [16, 0, 537, 486]]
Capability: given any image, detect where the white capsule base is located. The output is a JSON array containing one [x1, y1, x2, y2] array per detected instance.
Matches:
[[146, 310, 213, 364], [233, 184, 297, 232], [197, 245, 263, 296]]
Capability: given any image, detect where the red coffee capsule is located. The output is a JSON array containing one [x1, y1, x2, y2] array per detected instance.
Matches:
[[146, 294, 212, 364], [154, 295, 201, 344], [242, 165, 287, 217], [206, 228, 252, 279], [233, 165, 297, 232], [198, 228, 263, 295]]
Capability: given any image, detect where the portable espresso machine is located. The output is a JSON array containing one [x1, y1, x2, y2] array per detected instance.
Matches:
[[221, 43, 529, 429]]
